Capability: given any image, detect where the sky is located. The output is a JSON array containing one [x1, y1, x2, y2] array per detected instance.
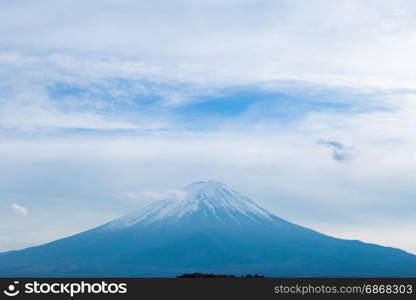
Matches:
[[0, 0, 416, 253]]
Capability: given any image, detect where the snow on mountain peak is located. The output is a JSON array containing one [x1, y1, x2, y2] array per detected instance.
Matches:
[[183, 180, 241, 200], [105, 181, 274, 229]]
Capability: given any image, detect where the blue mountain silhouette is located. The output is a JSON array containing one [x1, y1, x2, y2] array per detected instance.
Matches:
[[1, 181, 415, 277]]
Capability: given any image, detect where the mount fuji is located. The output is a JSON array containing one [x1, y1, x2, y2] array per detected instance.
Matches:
[[1, 181, 416, 277]]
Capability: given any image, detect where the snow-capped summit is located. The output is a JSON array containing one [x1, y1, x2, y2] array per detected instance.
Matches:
[[105, 181, 274, 229]]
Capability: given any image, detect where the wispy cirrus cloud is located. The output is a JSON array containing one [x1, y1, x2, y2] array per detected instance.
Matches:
[[11, 203, 28, 216]]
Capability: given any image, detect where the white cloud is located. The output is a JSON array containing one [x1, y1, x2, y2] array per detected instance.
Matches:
[[1, 0, 416, 133], [1, 0, 416, 92], [11, 203, 28, 216], [0, 104, 141, 131], [115, 189, 187, 204]]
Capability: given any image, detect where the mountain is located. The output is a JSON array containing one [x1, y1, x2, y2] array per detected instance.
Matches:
[[1, 181, 416, 277]]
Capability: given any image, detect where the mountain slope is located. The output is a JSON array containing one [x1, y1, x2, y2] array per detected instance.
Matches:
[[1, 181, 416, 277]]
